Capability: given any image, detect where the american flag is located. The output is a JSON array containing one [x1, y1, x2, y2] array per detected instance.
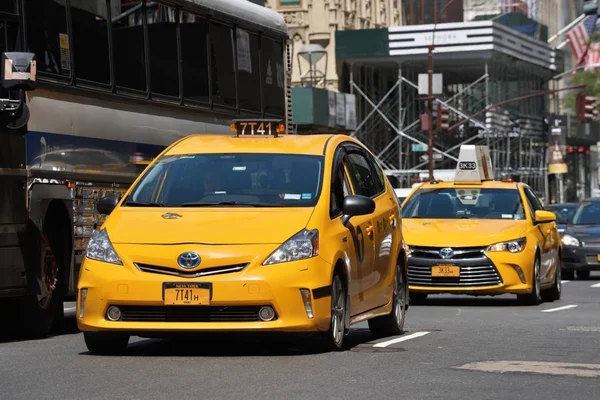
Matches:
[[567, 14, 598, 64], [585, 41, 600, 70]]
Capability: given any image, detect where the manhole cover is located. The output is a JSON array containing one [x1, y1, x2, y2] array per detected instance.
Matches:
[[351, 346, 406, 353]]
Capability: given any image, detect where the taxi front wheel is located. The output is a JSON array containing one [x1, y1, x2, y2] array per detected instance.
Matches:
[[84, 332, 130, 355], [517, 256, 541, 306], [322, 272, 347, 351]]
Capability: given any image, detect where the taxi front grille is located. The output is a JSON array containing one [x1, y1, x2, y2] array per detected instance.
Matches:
[[408, 264, 503, 287], [409, 246, 487, 259], [134, 263, 249, 278], [117, 305, 273, 322]]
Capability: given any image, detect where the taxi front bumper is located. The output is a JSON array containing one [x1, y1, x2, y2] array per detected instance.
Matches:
[[407, 246, 535, 295], [77, 256, 334, 334]]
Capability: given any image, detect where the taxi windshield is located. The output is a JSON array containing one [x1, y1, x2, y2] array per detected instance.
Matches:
[[571, 203, 600, 225], [125, 153, 324, 207], [402, 187, 526, 220]]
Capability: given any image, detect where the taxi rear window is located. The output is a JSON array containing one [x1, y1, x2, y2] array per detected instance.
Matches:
[[402, 188, 526, 220], [125, 153, 324, 207]]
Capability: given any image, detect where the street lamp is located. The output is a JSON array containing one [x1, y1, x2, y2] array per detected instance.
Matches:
[[297, 43, 327, 88]]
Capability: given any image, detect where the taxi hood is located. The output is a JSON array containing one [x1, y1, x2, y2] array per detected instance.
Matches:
[[403, 218, 528, 247], [104, 207, 315, 245]]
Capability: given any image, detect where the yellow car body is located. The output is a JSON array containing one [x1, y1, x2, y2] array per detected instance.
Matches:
[[77, 126, 408, 353], [402, 179, 562, 305]]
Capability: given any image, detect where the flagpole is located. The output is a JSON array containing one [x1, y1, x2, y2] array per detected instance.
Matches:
[[577, 16, 599, 66], [548, 14, 586, 44]]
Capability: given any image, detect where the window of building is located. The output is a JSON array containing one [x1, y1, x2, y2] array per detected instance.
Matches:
[[0, 0, 17, 14], [261, 37, 285, 116], [209, 22, 236, 108], [180, 12, 209, 104], [71, 1, 110, 85], [111, 0, 147, 92], [279, 0, 301, 6], [25, 0, 70, 77], [147, 3, 179, 98], [236, 28, 261, 112]]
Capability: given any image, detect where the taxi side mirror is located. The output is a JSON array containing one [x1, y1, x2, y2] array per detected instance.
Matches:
[[97, 194, 120, 215], [534, 210, 556, 224], [341, 195, 376, 227]]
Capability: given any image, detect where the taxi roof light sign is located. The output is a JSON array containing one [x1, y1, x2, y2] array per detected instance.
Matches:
[[230, 119, 285, 137], [454, 145, 494, 184]]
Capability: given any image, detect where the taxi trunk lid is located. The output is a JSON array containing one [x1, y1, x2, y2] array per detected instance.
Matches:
[[105, 207, 315, 245]]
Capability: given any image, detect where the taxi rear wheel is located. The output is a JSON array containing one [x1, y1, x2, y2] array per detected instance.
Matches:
[[322, 273, 346, 351], [84, 332, 130, 355], [517, 256, 541, 306], [368, 263, 407, 338]]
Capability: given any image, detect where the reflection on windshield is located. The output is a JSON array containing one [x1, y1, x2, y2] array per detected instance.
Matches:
[[126, 153, 324, 207], [572, 203, 600, 225], [402, 188, 526, 220]]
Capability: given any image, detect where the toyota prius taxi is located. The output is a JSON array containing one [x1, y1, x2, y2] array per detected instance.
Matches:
[[401, 145, 562, 305], [77, 120, 408, 354]]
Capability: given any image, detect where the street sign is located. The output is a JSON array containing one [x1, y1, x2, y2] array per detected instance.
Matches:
[[411, 144, 428, 152], [418, 73, 443, 95], [420, 153, 443, 162]]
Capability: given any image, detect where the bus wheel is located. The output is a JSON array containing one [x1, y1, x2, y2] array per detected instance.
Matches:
[[19, 235, 62, 338]]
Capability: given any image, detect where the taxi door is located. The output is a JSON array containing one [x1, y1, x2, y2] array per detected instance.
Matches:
[[523, 186, 557, 283], [344, 148, 390, 313]]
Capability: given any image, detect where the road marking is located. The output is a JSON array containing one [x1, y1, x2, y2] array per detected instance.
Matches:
[[541, 304, 578, 313], [456, 360, 600, 378], [561, 280, 570, 284], [591, 283, 600, 288], [373, 331, 430, 347]]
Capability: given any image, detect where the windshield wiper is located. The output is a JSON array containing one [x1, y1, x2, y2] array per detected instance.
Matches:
[[123, 201, 164, 207], [180, 201, 285, 207]]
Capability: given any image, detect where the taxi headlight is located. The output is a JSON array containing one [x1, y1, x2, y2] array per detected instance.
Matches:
[[561, 234, 580, 247], [486, 238, 527, 253], [263, 229, 319, 265], [86, 228, 122, 265]]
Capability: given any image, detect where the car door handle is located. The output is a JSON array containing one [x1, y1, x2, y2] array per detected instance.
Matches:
[[365, 223, 374, 237]]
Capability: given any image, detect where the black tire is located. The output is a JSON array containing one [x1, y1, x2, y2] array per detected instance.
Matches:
[[541, 261, 561, 302], [322, 273, 347, 351], [18, 234, 63, 339], [368, 262, 407, 338], [562, 268, 574, 280], [84, 332, 130, 355], [409, 292, 428, 304], [576, 270, 590, 280], [518, 256, 541, 306]]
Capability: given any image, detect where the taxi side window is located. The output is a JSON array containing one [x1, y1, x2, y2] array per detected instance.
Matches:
[[523, 187, 543, 219], [365, 152, 387, 194], [330, 163, 351, 218], [345, 152, 381, 198]]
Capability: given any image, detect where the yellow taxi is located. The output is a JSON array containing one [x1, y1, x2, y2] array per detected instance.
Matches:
[[77, 120, 408, 353], [401, 145, 561, 305]]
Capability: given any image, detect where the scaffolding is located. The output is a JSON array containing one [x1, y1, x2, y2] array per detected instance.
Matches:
[[337, 21, 564, 198]]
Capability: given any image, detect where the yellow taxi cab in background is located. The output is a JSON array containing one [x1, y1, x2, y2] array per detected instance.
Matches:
[[401, 145, 562, 306], [77, 119, 408, 354]]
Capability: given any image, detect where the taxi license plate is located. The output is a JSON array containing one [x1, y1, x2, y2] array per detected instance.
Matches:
[[163, 282, 211, 306], [431, 265, 460, 277]]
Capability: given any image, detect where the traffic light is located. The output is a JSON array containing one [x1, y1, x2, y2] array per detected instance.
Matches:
[[584, 0, 599, 15], [576, 94, 598, 122], [437, 103, 450, 132]]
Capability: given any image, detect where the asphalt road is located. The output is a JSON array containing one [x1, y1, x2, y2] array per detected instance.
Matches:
[[1, 275, 599, 400]]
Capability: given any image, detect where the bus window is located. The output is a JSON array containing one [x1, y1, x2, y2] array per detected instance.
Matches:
[[147, 3, 179, 98], [71, 0, 110, 84], [261, 37, 285, 116], [111, 0, 147, 92], [25, 0, 70, 77], [209, 22, 236, 108], [180, 12, 209, 104], [236, 28, 261, 112]]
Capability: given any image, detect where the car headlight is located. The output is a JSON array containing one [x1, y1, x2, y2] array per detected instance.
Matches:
[[263, 229, 318, 265], [486, 238, 527, 253], [561, 234, 580, 247], [85, 228, 122, 265]]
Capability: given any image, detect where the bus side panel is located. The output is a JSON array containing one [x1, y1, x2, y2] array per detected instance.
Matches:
[[0, 130, 29, 296]]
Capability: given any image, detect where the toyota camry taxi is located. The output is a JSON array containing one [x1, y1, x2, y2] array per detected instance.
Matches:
[[77, 120, 408, 354], [401, 145, 562, 305]]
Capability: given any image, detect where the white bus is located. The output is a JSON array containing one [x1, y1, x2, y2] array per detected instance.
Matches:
[[0, 0, 290, 337]]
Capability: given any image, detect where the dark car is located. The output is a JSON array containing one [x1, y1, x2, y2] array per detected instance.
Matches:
[[546, 203, 578, 234], [561, 199, 600, 280]]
